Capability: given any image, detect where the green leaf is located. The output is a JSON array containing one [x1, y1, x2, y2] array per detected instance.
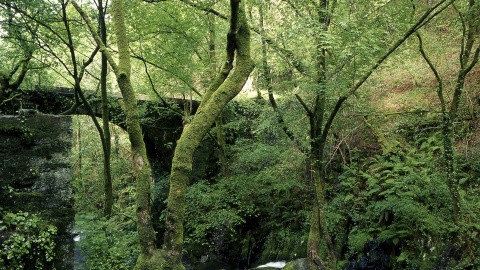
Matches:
[[344, 194, 354, 202], [392, 238, 399, 245]]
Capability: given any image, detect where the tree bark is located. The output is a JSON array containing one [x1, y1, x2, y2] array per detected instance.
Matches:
[[71, 0, 155, 263], [208, 12, 229, 177], [156, 1, 254, 268], [303, 0, 336, 268], [98, 0, 113, 218], [417, 0, 480, 226]]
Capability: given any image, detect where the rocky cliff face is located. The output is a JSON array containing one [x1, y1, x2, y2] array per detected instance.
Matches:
[[0, 113, 74, 269]]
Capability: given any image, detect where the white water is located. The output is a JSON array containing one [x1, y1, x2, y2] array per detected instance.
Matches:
[[256, 261, 286, 268]]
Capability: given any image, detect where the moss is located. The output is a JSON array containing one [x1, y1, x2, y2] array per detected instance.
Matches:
[[134, 250, 185, 270], [282, 258, 310, 270], [7, 192, 45, 212], [160, 2, 254, 268], [0, 122, 37, 146]]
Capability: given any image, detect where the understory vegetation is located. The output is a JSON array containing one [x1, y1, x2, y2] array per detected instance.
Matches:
[[70, 87, 480, 269]]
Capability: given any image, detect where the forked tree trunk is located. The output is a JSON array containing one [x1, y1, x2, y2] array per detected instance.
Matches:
[[155, 1, 254, 268], [300, 1, 454, 268]]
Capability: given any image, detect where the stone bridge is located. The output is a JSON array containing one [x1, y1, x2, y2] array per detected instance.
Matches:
[[0, 86, 218, 178]]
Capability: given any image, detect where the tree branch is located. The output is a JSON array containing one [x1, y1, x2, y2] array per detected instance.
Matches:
[[295, 93, 313, 117], [71, 0, 119, 75], [416, 32, 446, 111], [129, 49, 202, 96], [143, 0, 228, 20], [321, 0, 454, 148]]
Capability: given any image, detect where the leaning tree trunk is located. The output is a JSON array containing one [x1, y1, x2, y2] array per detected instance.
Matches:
[[152, 1, 254, 269]]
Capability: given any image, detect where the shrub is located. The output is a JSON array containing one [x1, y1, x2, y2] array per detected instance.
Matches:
[[0, 210, 57, 269]]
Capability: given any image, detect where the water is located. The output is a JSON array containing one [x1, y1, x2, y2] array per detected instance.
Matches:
[[256, 261, 286, 268], [73, 232, 87, 269]]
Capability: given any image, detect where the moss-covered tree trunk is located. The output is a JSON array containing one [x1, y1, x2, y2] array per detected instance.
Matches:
[[153, 1, 254, 269], [0, 55, 30, 104], [306, 74, 336, 270], [109, 0, 156, 259], [293, 0, 336, 269], [208, 12, 229, 177], [72, 0, 253, 268], [71, 0, 155, 262]]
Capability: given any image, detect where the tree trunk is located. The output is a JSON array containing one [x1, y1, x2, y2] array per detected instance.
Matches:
[[416, 0, 480, 226], [0, 56, 30, 103], [98, 0, 113, 218], [156, 1, 254, 268], [305, 0, 336, 268], [71, 0, 156, 265], [208, 12, 229, 177]]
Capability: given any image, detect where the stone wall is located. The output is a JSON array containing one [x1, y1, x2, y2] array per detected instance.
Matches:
[[0, 113, 74, 269]]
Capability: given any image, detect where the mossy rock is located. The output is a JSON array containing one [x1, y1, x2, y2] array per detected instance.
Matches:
[[282, 258, 309, 270], [0, 114, 74, 270]]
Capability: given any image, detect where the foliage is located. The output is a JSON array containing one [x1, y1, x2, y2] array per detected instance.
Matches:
[[71, 115, 135, 213], [74, 214, 139, 270], [330, 131, 480, 269], [0, 210, 57, 270], [1, 0, 478, 268], [181, 104, 312, 263], [70, 116, 139, 269]]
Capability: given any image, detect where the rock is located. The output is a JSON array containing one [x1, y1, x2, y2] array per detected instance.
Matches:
[[0, 114, 74, 269], [194, 260, 231, 270], [282, 258, 310, 270]]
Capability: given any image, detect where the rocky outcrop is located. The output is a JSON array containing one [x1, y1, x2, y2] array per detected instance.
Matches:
[[0, 113, 74, 269]]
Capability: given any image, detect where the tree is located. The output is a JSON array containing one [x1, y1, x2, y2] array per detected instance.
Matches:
[[247, 0, 456, 268], [0, 55, 32, 105], [0, 1, 36, 105], [72, 0, 254, 268], [97, 0, 113, 217], [141, 0, 254, 268], [416, 0, 479, 229], [72, 1, 155, 268]]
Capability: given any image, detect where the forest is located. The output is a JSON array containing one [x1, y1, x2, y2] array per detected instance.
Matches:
[[0, 0, 479, 269]]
